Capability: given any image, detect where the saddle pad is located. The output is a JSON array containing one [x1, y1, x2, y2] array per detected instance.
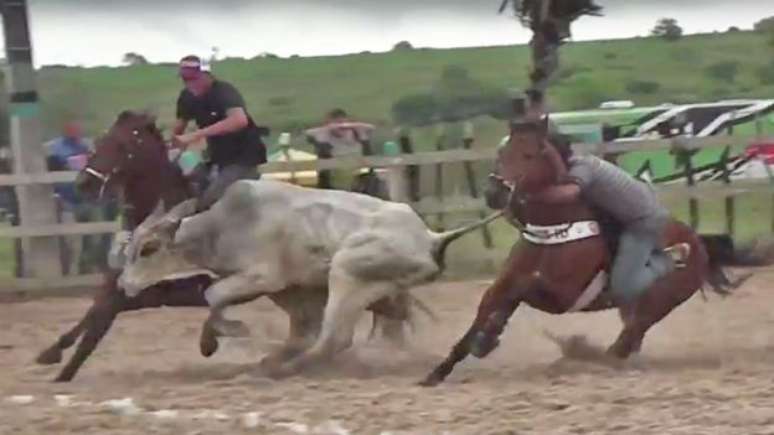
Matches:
[[523, 221, 601, 245]]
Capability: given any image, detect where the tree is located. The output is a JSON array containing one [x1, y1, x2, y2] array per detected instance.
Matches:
[[392, 40, 413, 51], [727, 26, 740, 33], [651, 18, 683, 41], [122, 52, 148, 66], [705, 61, 740, 83], [754, 16, 774, 32]]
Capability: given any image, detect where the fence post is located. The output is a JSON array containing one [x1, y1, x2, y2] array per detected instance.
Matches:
[[673, 139, 700, 229], [461, 122, 493, 249], [433, 124, 446, 231], [397, 129, 420, 203], [718, 146, 734, 237], [2, 0, 63, 279], [756, 114, 774, 234]]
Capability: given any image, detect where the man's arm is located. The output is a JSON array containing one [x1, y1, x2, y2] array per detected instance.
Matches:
[[172, 119, 188, 136], [529, 183, 581, 204], [175, 108, 248, 149]]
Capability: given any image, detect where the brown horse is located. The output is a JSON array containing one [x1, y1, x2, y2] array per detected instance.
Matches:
[[35, 111, 418, 381], [419, 117, 747, 387]]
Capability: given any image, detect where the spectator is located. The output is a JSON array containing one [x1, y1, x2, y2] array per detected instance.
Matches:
[[305, 109, 375, 189], [46, 121, 94, 275]]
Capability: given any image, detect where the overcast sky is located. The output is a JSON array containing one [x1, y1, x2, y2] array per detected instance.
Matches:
[[1, 0, 772, 67]]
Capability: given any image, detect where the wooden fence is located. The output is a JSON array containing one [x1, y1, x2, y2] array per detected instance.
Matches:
[[0, 133, 772, 291]]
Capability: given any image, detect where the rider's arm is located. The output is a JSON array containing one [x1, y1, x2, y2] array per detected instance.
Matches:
[[531, 157, 593, 204], [542, 140, 568, 182], [172, 119, 188, 136], [530, 183, 581, 204], [193, 108, 248, 139]]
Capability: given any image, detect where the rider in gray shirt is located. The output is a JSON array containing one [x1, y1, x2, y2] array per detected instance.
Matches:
[[530, 138, 690, 303]]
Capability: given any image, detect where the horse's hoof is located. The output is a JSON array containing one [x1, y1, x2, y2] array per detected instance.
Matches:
[[36, 347, 63, 365], [470, 332, 499, 359], [199, 328, 219, 358], [53, 373, 73, 383], [417, 374, 442, 388]]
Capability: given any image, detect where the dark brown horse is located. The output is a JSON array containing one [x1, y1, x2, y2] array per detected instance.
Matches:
[[420, 117, 747, 387], [35, 111, 417, 381]]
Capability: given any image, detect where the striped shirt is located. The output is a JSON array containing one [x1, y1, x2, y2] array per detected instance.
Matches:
[[568, 155, 667, 223]]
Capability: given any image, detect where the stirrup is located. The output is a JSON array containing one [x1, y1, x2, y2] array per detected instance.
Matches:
[[664, 243, 691, 269]]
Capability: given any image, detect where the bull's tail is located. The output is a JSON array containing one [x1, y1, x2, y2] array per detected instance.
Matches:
[[699, 234, 753, 297], [430, 211, 504, 268]]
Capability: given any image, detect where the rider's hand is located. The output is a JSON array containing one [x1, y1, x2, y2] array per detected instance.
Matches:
[[173, 131, 203, 148]]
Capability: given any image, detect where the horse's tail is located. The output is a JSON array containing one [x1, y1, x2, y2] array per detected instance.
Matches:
[[698, 234, 753, 297]]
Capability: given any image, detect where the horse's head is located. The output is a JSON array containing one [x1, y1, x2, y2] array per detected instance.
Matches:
[[499, 116, 557, 193], [76, 110, 167, 200], [485, 115, 573, 211]]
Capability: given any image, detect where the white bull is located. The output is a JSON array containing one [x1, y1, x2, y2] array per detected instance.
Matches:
[[118, 179, 500, 376]]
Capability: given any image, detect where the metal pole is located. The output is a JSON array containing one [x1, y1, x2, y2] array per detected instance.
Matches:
[[1, 0, 63, 278]]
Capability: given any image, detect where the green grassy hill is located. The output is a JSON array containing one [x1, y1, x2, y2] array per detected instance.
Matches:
[[31, 30, 774, 151]]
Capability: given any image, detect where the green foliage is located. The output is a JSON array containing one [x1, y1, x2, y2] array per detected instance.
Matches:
[[391, 65, 509, 126], [651, 18, 683, 41], [30, 31, 773, 143], [705, 61, 740, 83], [626, 80, 661, 95], [754, 16, 774, 32], [757, 61, 774, 85], [561, 76, 612, 110]]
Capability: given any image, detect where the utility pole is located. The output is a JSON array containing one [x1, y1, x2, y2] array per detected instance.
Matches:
[[1, 0, 63, 278]]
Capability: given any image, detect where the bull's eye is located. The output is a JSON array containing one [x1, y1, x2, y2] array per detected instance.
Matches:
[[139, 240, 161, 258]]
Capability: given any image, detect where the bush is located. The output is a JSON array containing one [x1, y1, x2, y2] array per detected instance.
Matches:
[[626, 80, 661, 95], [603, 52, 618, 60], [754, 16, 774, 32], [560, 76, 612, 110], [651, 18, 683, 41], [392, 93, 438, 125], [393, 41, 413, 51], [705, 61, 740, 83], [757, 61, 774, 85]]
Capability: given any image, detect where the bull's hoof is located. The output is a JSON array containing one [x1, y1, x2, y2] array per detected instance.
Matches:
[[36, 347, 63, 365], [199, 327, 219, 358], [470, 331, 499, 359], [262, 361, 298, 380]]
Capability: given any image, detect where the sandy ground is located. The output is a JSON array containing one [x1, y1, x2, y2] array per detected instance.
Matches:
[[2, 268, 774, 435]]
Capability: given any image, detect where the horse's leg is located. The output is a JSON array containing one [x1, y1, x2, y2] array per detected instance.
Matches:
[[36, 305, 93, 365], [420, 275, 522, 387], [54, 288, 125, 382], [54, 277, 210, 382], [607, 277, 696, 359]]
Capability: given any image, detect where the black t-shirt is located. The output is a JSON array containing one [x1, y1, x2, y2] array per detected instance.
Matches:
[[176, 80, 266, 167]]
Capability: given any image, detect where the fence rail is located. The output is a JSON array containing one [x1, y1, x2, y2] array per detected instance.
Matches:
[[0, 133, 771, 291]]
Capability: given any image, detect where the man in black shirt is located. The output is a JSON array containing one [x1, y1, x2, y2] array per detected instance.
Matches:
[[172, 55, 266, 211]]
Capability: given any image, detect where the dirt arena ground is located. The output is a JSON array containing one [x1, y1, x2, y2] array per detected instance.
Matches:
[[2, 267, 774, 435]]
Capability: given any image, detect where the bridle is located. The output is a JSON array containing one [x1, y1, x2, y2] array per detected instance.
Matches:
[[82, 128, 149, 200]]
